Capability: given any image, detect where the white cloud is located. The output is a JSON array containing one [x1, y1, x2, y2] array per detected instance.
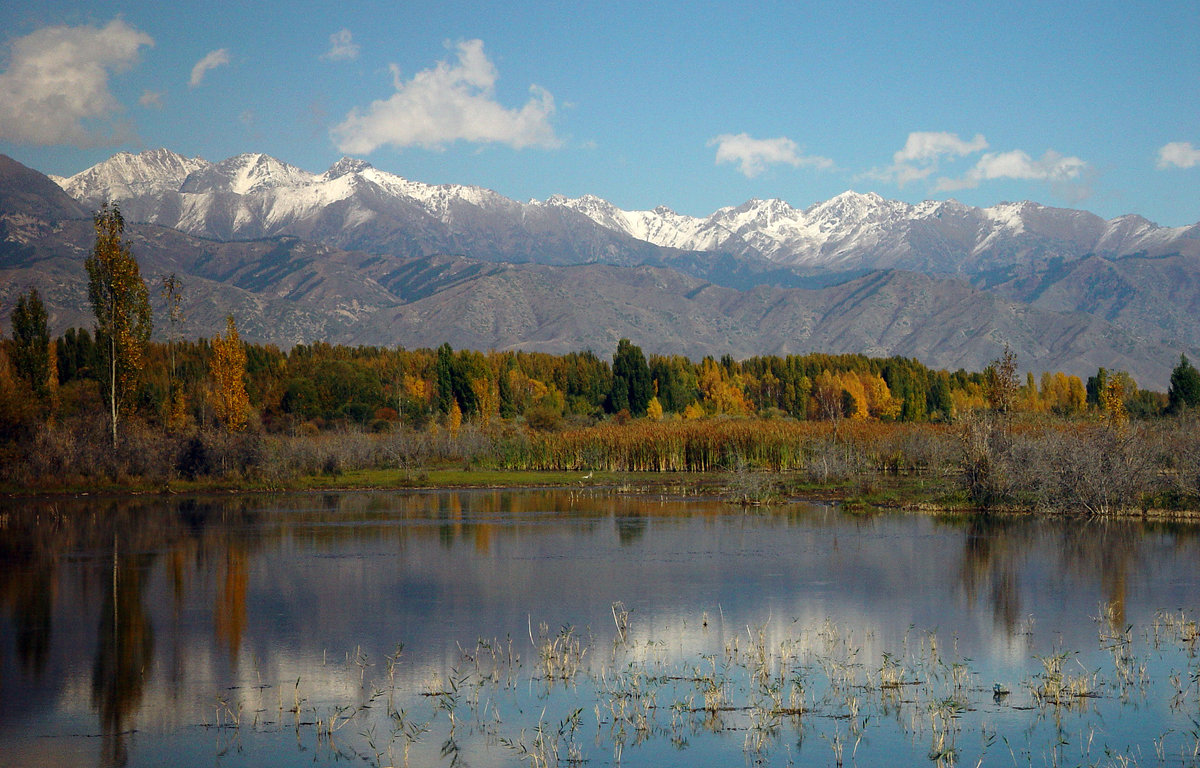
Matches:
[[139, 90, 163, 109], [0, 19, 152, 146], [935, 149, 1089, 191], [322, 29, 360, 61], [1157, 141, 1200, 169], [865, 131, 1091, 200], [331, 39, 560, 153], [894, 131, 988, 164], [709, 133, 833, 178], [869, 131, 988, 187], [189, 48, 230, 87]]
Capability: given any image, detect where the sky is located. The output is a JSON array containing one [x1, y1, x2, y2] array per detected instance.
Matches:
[[1, 0, 1198, 226]]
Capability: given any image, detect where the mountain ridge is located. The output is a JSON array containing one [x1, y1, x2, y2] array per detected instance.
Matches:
[[55, 148, 1200, 275], [2, 150, 1197, 390]]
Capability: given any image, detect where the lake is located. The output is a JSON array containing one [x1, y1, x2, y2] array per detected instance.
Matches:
[[2, 488, 1200, 767]]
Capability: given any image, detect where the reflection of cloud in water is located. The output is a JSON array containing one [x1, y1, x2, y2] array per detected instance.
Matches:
[[3, 490, 1200, 767]]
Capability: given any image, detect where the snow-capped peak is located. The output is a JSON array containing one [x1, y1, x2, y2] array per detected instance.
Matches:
[[805, 190, 895, 221], [323, 157, 374, 180], [56, 148, 209, 202], [181, 153, 314, 195], [982, 201, 1042, 234], [48, 148, 1198, 276]]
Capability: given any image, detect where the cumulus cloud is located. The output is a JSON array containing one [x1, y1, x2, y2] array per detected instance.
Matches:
[[868, 131, 988, 187], [189, 48, 230, 87], [709, 133, 833, 178], [1157, 141, 1200, 169], [331, 39, 560, 153], [0, 19, 152, 146], [935, 149, 1089, 192], [865, 131, 1091, 200], [322, 29, 360, 61]]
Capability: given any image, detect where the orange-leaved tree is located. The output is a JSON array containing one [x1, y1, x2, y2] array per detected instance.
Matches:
[[208, 315, 250, 430]]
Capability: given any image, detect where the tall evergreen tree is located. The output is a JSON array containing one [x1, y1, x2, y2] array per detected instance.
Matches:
[[435, 342, 455, 414], [610, 338, 652, 416], [1168, 354, 1200, 413], [10, 287, 51, 400], [86, 203, 152, 446]]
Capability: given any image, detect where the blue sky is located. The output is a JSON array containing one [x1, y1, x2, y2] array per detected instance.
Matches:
[[1, 0, 1198, 225]]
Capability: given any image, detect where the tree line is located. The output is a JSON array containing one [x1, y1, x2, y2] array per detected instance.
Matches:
[[3, 204, 1200, 450]]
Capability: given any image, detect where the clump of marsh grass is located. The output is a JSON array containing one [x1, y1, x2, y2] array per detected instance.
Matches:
[[1029, 651, 1097, 708], [532, 622, 588, 683]]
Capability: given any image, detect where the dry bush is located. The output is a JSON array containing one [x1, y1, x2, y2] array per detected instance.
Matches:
[[1153, 416, 1200, 503], [864, 423, 960, 474], [1008, 422, 1163, 514], [957, 412, 1020, 507], [800, 437, 863, 483]]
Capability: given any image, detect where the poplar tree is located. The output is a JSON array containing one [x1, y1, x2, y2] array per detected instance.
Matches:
[[86, 203, 151, 446], [610, 338, 652, 416], [208, 315, 250, 430]]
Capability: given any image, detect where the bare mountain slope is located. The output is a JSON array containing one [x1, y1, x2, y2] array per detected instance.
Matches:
[[1, 152, 1195, 388]]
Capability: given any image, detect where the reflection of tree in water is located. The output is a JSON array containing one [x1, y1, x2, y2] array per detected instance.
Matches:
[[949, 514, 1198, 638], [1055, 519, 1146, 629], [91, 535, 155, 768], [616, 514, 647, 545], [214, 546, 248, 665], [955, 515, 1027, 636], [0, 513, 57, 676]]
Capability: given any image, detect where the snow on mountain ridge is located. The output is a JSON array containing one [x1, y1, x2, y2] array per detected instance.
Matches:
[[57, 148, 209, 203], [179, 153, 316, 195], [52, 149, 1200, 271]]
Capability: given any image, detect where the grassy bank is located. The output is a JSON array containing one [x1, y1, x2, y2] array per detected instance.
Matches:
[[3, 413, 1199, 515]]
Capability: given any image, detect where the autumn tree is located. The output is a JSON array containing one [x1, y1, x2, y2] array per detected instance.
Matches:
[[1040, 371, 1087, 416], [983, 345, 1019, 415], [10, 287, 51, 400], [698, 357, 751, 415], [646, 396, 664, 421], [470, 375, 498, 426], [1102, 376, 1128, 429], [86, 203, 152, 446], [208, 315, 250, 430]]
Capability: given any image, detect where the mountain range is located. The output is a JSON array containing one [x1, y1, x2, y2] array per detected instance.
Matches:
[[2, 148, 1198, 389]]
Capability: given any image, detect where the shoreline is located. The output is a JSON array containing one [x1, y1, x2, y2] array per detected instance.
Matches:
[[6, 467, 1200, 521]]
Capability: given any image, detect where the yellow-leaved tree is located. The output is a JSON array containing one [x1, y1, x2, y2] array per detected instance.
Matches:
[[208, 315, 250, 430], [646, 396, 664, 421]]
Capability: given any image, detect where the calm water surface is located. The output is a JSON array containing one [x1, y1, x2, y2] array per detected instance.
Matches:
[[2, 489, 1200, 767]]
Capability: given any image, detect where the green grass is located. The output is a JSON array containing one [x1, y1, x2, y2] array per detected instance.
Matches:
[[832, 473, 971, 511], [296, 467, 618, 490], [0, 466, 979, 512]]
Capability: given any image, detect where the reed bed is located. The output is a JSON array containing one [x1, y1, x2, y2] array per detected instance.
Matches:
[[502, 419, 957, 474], [194, 606, 1200, 768]]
